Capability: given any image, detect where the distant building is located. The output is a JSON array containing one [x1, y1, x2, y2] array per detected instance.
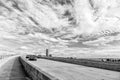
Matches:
[[46, 49, 49, 57], [49, 54, 52, 57]]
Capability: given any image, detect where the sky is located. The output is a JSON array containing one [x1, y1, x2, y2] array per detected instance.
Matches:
[[0, 0, 120, 57]]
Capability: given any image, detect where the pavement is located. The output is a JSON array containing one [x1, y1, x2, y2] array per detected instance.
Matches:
[[0, 56, 16, 69], [0, 56, 30, 80], [28, 58, 120, 80]]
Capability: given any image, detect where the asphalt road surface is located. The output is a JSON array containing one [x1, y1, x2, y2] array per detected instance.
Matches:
[[28, 58, 120, 80], [0, 57, 30, 80]]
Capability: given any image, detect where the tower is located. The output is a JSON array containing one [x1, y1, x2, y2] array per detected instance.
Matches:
[[46, 49, 49, 57]]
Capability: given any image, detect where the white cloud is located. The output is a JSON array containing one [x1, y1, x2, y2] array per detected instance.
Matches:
[[0, 0, 120, 57]]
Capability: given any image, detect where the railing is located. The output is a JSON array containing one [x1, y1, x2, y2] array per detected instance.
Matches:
[[0, 54, 16, 60]]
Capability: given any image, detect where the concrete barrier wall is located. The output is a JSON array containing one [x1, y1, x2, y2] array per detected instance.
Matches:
[[19, 57, 58, 80], [40, 57, 120, 72]]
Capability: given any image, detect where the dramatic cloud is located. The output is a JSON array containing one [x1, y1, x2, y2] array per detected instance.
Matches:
[[0, 0, 120, 57]]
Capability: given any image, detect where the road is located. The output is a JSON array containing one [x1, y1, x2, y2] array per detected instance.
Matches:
[[28, 58, 120, 80], [0, 56, 30, 80]]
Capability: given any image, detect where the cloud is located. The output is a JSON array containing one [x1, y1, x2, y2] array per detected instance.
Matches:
[[1, 0, 120, 57]]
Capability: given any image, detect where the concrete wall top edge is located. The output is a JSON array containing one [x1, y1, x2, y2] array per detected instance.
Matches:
[[20, 57, 59, 80]]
